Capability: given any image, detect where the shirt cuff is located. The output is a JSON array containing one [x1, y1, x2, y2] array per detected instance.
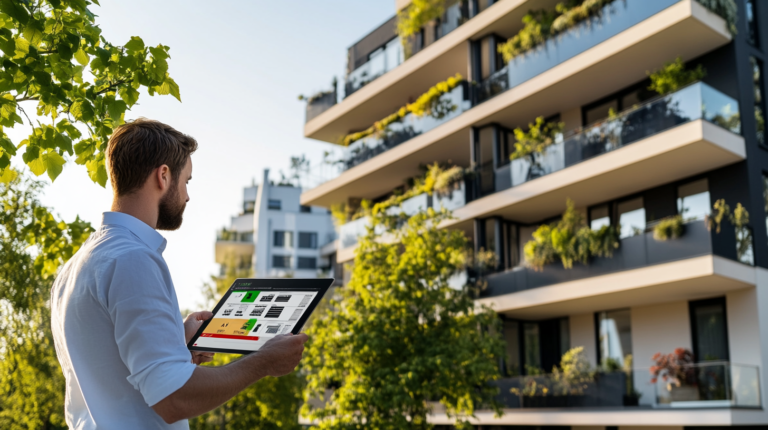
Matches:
[[137, 361, 197, 407]]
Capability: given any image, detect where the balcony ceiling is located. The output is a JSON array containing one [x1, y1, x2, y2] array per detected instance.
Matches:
[[301, 0, 733, 208], [477, 255, 756, 320], [304, 0, 561, 143]]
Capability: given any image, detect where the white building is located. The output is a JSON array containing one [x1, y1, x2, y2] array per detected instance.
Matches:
[[215, 169, 336, 278]]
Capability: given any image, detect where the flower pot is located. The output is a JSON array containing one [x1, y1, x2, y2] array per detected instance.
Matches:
[[669, 385, 699, 402]]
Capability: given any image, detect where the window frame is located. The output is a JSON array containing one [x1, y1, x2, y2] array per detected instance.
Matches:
[[271, 255, 292, 269], [298, 232, 318, 249], [297, 256, 317, 270], [268, 199, 281, 210]]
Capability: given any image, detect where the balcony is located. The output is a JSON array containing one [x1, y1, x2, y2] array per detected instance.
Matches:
[[492, 362, 759, 410], [302, 0, 733, 208], [344, 1, 469, 99], [460, 81, 741, 216], [214, 229, 255, 265], [305, 87, 337, 123], [343, 82, 471, 171]]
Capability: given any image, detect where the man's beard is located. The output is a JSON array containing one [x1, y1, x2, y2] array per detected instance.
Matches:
[[156, 181, 186, 231]]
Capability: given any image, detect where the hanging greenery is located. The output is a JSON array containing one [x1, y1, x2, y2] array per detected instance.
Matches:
[[498, 0, 616, 63], [694, 0, 738, 35], [647, 57, 706, 95], [334, 163, 466, 225], [652, 215, 684, 241], [509, 117, 565, 161], [341, 73, 463, 146], [397, 0, 446, 58], [524, 199, 619, 270]]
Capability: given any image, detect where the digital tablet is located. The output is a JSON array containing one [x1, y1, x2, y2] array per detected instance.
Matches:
[[187, 278, 333, 355]]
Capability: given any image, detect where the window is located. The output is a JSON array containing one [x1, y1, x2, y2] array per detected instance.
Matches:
[[523, 322, 541, 371], [298, 232, 318, 249], [243, 200, 255, 214], [618, 197, 646, 238], [240, 232, 254, 243], [273, 231, 293, 248], [690, 298, 729, 362], [747, 0, 759, 46], [752, 57, 765, 144], [300, 205, 312, 213], [268, 199, 281, 210], [272, 255, 292, 269], [298, 257, 317, 269], [584, 99, 618, 125], [597, 309, 632, 368], [677, 179, 710, 221], [590, 204, 611, 230], [503, 320, 521, 376]]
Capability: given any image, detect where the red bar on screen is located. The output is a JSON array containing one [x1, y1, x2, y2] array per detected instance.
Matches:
[[200, 333, 260, 341]]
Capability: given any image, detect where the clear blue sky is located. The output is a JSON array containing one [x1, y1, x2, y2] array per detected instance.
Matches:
[[17, 0, 394, 311]]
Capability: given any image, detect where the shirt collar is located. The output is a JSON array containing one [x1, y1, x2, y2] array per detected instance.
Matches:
[[102, 212, 167, 254]]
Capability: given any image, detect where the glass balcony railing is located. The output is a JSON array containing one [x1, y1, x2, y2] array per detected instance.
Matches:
[[508, 82, 740, 190], [344, 82, 471, 171], [475, 0, 681, 104], [493, 362, 760, 410], [305, 88, 337, 123], [344, 1, 469, 98], [338, 190, 465, 249]]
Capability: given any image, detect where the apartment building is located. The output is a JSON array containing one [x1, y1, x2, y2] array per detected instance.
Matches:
[[215, 169, 336, 278], [300, 0, 768, 428]]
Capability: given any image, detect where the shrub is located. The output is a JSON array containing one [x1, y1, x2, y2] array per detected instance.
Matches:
[[647, 56, 706, 95], [510, 117, 564, 161], [653, 215, 684, 241]]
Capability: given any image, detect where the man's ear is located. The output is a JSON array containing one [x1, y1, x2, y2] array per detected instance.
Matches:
[[154, 164, 172, 192]]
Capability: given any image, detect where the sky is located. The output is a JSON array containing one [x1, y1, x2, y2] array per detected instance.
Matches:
[[10, 0, 395, 312]]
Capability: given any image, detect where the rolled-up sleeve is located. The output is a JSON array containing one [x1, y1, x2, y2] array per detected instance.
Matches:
[[105, 250, 196, 407]]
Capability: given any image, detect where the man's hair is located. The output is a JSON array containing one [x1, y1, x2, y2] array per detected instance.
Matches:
[[107, 118, 198, 196]]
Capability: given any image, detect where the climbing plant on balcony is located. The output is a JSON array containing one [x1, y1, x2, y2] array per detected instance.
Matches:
[[652, 215, 684, 241], [331, 163, 466, 226], [397, 0, 445, 58], [341, 73, 463, 146], [509, 116, 564, 162], [497, 0, 617, 63], [524, 199, 619, 270], [647, 57, 707, 96]]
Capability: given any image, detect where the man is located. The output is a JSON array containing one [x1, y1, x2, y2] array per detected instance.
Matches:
[[51, 118, 308, 429]]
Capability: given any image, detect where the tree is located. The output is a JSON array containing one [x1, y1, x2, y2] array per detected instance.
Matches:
[[301, 207, 505, 429], [0, 0, 180, 186], [0, 171, 93, 429], [189, 263, 304, 430]]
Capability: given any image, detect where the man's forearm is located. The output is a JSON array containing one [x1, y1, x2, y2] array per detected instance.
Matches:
[[152, 352, 271, 423]]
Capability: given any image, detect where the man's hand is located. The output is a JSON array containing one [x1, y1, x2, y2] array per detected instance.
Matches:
[[256, 333, 309, 377], [184, 311, 214, 365]]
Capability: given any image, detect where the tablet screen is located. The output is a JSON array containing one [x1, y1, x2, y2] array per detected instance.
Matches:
[[189, 279, 329, 353]]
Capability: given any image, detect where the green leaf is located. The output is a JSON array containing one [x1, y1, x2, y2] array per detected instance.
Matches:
[[118, 85, 139, 106], [0, 134, 14, 155], [167, 77, 181, 102], [54, 132, 73, 155], [74, 48, 89, 66], [107, 99, 126, 122], [86, 158, 107, 187], [14, 36, 28, 56], [43, 151, 66, 181], [0, 0, 29, 25], [22, 20, 43, 47], [70, 100, 94, 121], [0, 165, 16, 183], [124, 36, 144, 52], [27, 155, 45, 176]]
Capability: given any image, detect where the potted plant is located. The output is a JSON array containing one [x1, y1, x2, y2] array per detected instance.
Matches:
[[650, 348, 698, 402]]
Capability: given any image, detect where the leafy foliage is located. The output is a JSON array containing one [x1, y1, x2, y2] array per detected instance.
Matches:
[[342, 74, 463, 146], [302, 207, 505, 429], [652, 215, 684, 241], [497, 0, 616, 63], [189, 264, 303, 430], [694, 0, 738, 35], [0, 0, 180, 186], [0, 171, 93, 429], [647, 57, 706, 96], [509, 116, 564, 161], [397, 0, 445, 58], [523, 199, 619, 270]]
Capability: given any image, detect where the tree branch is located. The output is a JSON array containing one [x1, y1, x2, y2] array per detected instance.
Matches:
[[17, 105, 34, 134], [94, 78, 131, 96]]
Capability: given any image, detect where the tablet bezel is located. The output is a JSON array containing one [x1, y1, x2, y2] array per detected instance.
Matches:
[[187, 277, 333, 355]]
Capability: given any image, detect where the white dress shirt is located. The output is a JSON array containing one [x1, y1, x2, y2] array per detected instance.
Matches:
[[51, 212, 196, 429]]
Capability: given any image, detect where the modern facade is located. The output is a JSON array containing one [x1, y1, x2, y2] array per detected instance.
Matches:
[[215, 169, 336, 279], [301, 0, 768, 428]]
